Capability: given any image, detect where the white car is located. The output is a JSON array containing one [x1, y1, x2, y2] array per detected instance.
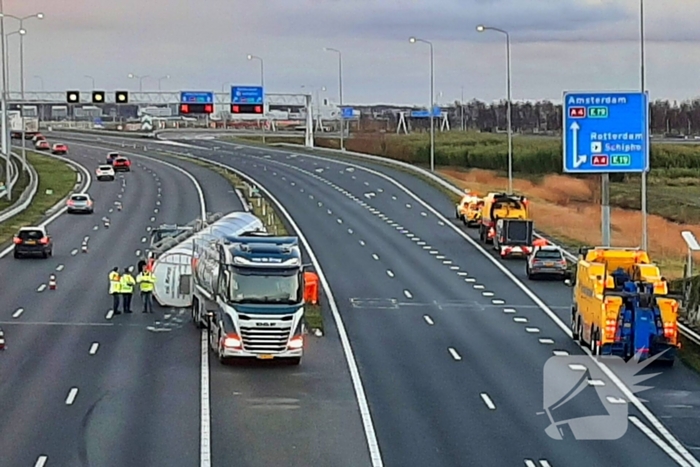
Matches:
[[96, 165, 115, 181]]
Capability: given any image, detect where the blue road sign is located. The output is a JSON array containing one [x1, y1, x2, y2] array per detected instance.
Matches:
[[410, 107, 441, 118], [563, 91, 649, 173], [180, 91, 214, 104], [232, 86, 264, 104], [341, 107, 354, 119]]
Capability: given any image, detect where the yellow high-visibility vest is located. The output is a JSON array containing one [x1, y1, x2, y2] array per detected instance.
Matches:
[[120, 274, 135, 294], [109, 271, 121, 294], [137, 272, 156, 292]]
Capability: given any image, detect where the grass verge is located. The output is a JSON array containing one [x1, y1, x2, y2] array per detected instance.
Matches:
[[0, 159, 30, 211], [165, 152, 325, 333], [0, 151, 77, 245]]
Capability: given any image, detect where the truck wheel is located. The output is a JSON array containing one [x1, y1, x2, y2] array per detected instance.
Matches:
[[571, 308, 580, 340]]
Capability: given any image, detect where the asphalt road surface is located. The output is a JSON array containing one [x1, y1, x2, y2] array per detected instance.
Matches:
[[42, 135, 373, 467], [146, 138, 695, 467]]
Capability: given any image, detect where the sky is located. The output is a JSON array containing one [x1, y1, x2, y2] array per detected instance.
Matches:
[[5, 0, 700, 105]]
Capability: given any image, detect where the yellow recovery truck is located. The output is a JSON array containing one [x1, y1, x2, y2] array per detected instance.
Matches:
[[569, 247, 678, 365], [454, 190, 484, 227]]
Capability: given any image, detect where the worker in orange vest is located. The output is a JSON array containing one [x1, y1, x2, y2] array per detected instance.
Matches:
[[533, 238, 549, 247]]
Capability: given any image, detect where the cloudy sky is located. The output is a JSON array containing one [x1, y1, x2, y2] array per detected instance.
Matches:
[[6, 0, 698, 105]]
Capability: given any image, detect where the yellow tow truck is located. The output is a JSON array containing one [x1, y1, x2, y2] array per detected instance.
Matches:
[[568, 247, 678, 365], [454, 190, 483, 228]]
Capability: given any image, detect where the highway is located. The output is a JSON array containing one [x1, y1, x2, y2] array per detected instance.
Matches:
[[144, 135, 698, 466], [48, 130, 700, 465], [33, 134, 373, 467]]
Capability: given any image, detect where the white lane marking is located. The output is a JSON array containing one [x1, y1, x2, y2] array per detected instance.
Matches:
[[372, 254, 379, 260], [392, 196, 397, 200], [539, 461, 552, 467], [205, 161, 384, 467], [525, 461, 537, 467], [539, 338, 555, 344], [430, 250, 439, 255], [525, 327, 540, 333], [337, 218, 343, 224], [386, 270, 395, 277], [417, 241, 426, 245], [109, 208, 113, 213], [405, 203, 411, 208], [436, 255, 446, 259], [71, 249, 78, 255], [34, 456, 48, 467], [327, 209, 332, 215], [492, 299, 505, 305], [37, 284, 46, 292], [588, 379, 605, 386], [154, 208, 159, 213], [503, 308, 516, 313], [281, 151, 698, 466], [465, 278, 476, 282], [156, 200, 161, 205], [318, 201, 323, 207], [135, 250, 141, 256], [150, 216, 156, 221], [450, 266, 460, 270], [482, 292, 495, 297], [89, 342, 99, 355], [93, 225, 98, 230], [359, 240, 365, 246], [12, 308, 24, 318], [473, 284, 485, 289], [56, 264, 64, 271], [448, 347, 462, 361], [607, 396, 627, 404], [442, 260, 452, 264], [421, 212, 427, 216], [553, 350, 570, 356], [65, 387, 79, 405], [423, 315, 434, 325], [480, 393, 496, 410], [457, 272, 468, 276], [141, 237, 147, 243], [513, 317, 528, 323], [629, 416, 693, 466], [569, 364, 587, 371], [403, 290, 413, 299], [406, 233, 415, 238], [348, 228, 354, 234], [105, 310, 114, 320], [146, 226, 152, 232], [422, 246, 431, 250]]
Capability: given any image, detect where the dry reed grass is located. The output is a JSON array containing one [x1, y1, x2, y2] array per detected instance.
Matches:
[[442, 168, 698, 278]]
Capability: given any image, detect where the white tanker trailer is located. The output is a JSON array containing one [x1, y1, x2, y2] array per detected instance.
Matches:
[[149, 212, 265, 308]]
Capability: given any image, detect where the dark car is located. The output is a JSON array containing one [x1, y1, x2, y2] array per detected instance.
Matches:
[[13, 226, 53, 259], [106, 152, 120, 165], [526, 246, 568, 280], [112, 156, 131, 172]]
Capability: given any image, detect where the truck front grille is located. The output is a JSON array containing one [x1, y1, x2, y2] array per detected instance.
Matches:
[[238, 315, 294, 353]]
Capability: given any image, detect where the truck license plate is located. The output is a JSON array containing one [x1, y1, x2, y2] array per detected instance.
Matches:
[[257, 354, 274, 360]]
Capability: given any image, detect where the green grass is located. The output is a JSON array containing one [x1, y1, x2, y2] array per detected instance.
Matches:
[[0, 161, 30, 211], [165, 151, 324, 333], [0, 152, 77, 244], [611, 178, 700, 225]]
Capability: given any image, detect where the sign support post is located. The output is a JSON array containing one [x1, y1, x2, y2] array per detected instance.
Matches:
[[563, 91, 649, 248]]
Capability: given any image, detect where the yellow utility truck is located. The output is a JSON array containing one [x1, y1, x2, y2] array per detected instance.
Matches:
[[454, 190, 484, 228], [479, 192, 529, 244], [569, 247, 678, 365]]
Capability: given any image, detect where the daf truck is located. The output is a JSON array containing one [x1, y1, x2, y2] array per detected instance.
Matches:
[[192, 233, 306, 365], [9, 110, 39, 139]]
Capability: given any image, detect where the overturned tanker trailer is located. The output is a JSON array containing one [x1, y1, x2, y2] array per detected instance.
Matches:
[[147, 212, 266, 308]]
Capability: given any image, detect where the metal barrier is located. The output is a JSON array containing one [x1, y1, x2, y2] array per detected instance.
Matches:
[[0, 152, 38, 223], [269, 142, 700, 346]]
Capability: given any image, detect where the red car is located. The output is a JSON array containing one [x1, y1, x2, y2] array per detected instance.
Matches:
[[51, 143, 68, 155], [112, 156, 131, 172], [35, 140, 50, 151]]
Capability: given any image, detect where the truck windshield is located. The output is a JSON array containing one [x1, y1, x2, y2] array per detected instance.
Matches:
[[229, 268, 302, 305]]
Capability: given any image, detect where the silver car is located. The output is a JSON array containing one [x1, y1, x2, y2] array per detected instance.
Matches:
[[526, 246, 568, 280], [66, 193, 94, 214]]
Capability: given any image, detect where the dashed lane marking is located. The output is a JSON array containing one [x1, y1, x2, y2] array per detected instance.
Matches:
[[71, 249, 78, 255], [12, 308, 24, 318], [56, 264, 64, 271], [403, 290, 413, 299], [65, 387, 79, 405], [539, 338, 555, 344], [480, 393, 496, 410], [423, 315, 434, 325], [89, 342, 99, 355], [448, 348, 462, 361], [37, 284, 46, 292], [106, 310, 114, 320], [372, 254, 379, 260], [34, 456, 48, 467], [386, 270, 395, 278]]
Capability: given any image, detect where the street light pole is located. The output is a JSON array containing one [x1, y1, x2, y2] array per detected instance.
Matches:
[[128, 73, 149, 92], [0, 0, 7, 200], [157, 74, 170, 91], [84, 75, 95, 89], [247, 54, 265, 143], [324, 47, 344, 150], [477, 25, 513, 193], [409, 37, 435, 172], [640, 0, 648, 251]]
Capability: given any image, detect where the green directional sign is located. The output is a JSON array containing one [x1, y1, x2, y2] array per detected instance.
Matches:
[[611, 154, 631, 166], [588, 106, 609, 118]]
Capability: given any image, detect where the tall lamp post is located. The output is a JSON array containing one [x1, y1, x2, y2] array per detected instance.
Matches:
[[639, 0, 648, 250], [409, 36, 435, 172], [84, 75, 95, 89], [3, 12, 43, 166], [477, 24, 513, 194], [128, 73, 149, 92], [247, 54, 265, 143], [157, 74, 170, 91], [323, 47, 344, 150]]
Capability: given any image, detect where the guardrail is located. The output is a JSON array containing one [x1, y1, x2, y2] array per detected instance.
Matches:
[[0, 151, 38, 223], [269, 142, 700, 347], [0, 151, 21, 197]]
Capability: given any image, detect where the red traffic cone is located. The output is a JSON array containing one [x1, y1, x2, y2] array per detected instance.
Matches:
[[48, 274, 57, 290], [0, 328, 5, 350]]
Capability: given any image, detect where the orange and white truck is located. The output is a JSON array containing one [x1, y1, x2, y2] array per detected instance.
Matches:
[[569, 247, 678, 365], [479, 193, 529, 240]]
